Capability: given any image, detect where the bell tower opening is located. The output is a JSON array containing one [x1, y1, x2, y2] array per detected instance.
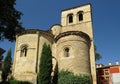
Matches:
[[78, 11, 83, 21], [61, 4, 92, 27], [68, 14, 73, 23]]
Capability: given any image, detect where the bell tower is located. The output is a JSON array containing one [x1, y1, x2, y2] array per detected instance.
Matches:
[[58, 3, 96, 84]]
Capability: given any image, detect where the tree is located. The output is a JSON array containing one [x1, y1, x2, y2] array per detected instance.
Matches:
[[58, 70, 91, 84], [0, 48, 5, 70], [0, 0, 24, 41], [94, 45, 102, 61], [38, 43, 52, 84], [2, 49, 12, 82]]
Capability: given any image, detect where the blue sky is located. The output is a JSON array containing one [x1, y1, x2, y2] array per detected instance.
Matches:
[[0, 0, 120, 65]]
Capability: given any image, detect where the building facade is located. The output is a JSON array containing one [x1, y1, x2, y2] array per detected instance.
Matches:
[[12, 4, 96, 84], [96, 61, 120, 84]]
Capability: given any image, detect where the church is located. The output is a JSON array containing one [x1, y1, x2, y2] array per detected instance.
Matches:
[[12, 4, 96, 84]]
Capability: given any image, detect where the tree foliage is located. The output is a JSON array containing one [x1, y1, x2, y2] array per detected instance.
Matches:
[[38, 43, 52, 84], [0, 48, 5, 70], [94, 45, 102, 61], [0, 0, 24, 41], [1, 80, 32, 84], [8, 80, 32, 84], [2, 49, 12, 81], [58, 70, 91, 84]]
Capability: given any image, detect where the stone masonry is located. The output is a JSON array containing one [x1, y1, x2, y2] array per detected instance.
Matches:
[[12, 4, 96, 84]]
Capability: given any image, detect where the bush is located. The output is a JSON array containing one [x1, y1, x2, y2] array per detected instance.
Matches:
[[8, 80, 31, 84], [0, 80, 32, 84], [58, 70, 91, 84]]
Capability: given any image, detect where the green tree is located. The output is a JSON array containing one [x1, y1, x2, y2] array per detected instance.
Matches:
[[0, 48, 5, 70], [94, 45, 102, 61], [58, 70, 91, 84], [38, 43, 52, 84], [2, 49, 12, 82], [0, 0, 24, 41]]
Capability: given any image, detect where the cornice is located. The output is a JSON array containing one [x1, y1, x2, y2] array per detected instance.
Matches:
[[17, 29, 54, 42], [55, 31, 90, 43]]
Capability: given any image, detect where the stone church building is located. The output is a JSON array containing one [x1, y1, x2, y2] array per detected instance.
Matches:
[[12, 4, 96, 84]]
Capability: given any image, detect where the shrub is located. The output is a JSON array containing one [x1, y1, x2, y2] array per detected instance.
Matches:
[[0, 80, 32, 84], [58, 70, 91, 84], [9, 80, 31, 84]]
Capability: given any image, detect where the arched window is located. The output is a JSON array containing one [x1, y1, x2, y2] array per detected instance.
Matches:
[[20, 45, 28, 57], [77, 11, 83, 21], [67, 14, 73, 23], [64, 47, 69, 57]]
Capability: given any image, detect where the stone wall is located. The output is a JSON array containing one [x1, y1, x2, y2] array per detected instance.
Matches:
[[55, 33, 91, 75], [12, 3, 96, 84], [13, 33, 39, 84], [12, 30, 53, 84]]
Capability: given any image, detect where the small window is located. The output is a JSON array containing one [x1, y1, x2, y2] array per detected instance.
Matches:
[[78, 11, 83, 21], [105, 77, 109, 82], [68, 14, 73, 23], [64, 48, 69, 57], [105, 70, 109, 75], [21, 45, 28, 57]]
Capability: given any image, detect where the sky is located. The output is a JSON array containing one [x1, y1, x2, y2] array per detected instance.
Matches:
[[0, 0, 120, 65]]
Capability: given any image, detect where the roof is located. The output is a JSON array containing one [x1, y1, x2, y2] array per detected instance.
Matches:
[[17, 29, 54, 38], [97, 64, 120, 69], [17, 29, 54, 43], [61, 3, 91, 12]]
